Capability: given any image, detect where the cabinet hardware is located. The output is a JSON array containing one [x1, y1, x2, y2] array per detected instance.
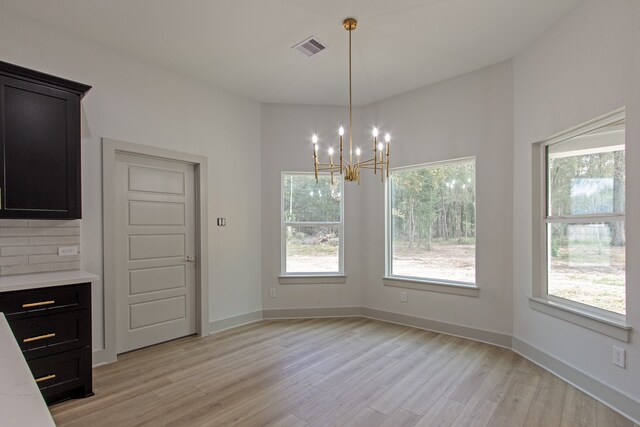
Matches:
[[23, 333, 56, 343], [35, 374, 56, 383], [185, 256, 196, 263], [22, 300, 55, 308]]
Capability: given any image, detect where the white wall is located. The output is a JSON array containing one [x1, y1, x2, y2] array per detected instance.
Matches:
[[513, 0, 640, 402], [360, 61, 514, 336], [261, 105, 363, 309], [0, 5, 263, 351]]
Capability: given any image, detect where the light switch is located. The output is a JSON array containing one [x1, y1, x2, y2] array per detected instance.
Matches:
[[217, 218, 226, 226]]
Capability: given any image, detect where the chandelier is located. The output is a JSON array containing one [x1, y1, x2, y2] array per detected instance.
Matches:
[[312, 18, 391, 185]]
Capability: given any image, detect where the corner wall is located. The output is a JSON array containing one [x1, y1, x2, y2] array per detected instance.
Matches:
[[261, 105, 363, 310], [360, 61, 514, 337], [513, 0, 640, 405]]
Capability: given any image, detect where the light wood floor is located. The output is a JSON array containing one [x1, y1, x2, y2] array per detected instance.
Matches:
[[51, 318, 637, 427]]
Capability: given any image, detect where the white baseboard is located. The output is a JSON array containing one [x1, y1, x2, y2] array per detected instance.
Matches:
[[361, 307, 512, 348], [208, 310, 263, 334], [512, 337, 639, 424], [92, 348, 116, 367], [262, 306, 362, 319]]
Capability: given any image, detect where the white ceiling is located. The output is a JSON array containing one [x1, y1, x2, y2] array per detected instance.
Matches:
[[3, 0, 582, 106]]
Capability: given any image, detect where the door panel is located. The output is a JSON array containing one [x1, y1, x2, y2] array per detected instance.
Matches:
[[129, 296, 186, 330], [129, 201, 185, 225], [128, 166, 185, 194], [129, 265, 186, 295], [115, 154, 196, 353], [128, 234, 185, 260]]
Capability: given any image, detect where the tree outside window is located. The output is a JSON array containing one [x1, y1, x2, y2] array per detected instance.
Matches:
[[388, 158, 476, 284], [281, 173, 343, 274], [545, 118, 626, 315]]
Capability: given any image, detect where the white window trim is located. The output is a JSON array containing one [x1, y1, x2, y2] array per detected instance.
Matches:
[[280, 171, 345, 278], [384, 157, 478, 295], [531, 108, 630, 341]]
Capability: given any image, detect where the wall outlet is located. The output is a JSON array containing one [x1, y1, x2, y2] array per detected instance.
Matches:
[[612, 346, 626, 368], [58, 246, 78, 256], [400, 291, 407, 302], [269, 288, 276, 298]]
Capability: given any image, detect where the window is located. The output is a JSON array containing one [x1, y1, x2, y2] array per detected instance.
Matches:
[[281, 173, 343, 275], [387, 158, 476, 285], [544, 116, 626, 316]]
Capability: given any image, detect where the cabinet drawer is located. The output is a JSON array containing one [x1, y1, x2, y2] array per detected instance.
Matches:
[[10, 309, 90, 359], [0, 283, 90, 319], [28, 347, 92, 405]]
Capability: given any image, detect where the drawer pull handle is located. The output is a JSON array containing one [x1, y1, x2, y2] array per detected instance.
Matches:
[[35, 374, 56, 383], [22, 300, 55, 308], [23, 333, 56, 343]]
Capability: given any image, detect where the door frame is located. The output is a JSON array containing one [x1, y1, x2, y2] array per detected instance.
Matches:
[[100, 138, 209, 364]]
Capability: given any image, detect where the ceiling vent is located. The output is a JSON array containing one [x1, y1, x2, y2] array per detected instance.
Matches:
[[292, 37, 326, 57]]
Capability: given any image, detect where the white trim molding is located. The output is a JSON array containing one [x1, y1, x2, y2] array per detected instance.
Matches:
[[383, 276, 480, 297], [263, 307, 362, 319], [278, 275, 346, 285], [208, 311, 263, 334], [529, 297, 631, 342], [361, 307, 510, 347], [102, 138, 209, 363]]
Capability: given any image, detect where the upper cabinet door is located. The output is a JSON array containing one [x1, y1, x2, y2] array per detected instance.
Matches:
[[0, 62, 90, 219]]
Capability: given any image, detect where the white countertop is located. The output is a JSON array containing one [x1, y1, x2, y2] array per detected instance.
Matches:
[[0, 313, 56, 427], [0, 270, 99, 293]]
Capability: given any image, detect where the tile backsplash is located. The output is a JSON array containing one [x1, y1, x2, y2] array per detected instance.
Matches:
[[0, 219, 80, 276]]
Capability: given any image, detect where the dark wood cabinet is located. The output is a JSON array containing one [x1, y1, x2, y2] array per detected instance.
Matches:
[[0, 283, 93, 404], [0, 61, 91, 219]]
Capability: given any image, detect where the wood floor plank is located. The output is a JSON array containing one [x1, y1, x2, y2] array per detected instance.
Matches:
[[523, 370, 567, 427], [378, 408, 421, 427], [414, 396, 465, 427], [343, 407, 387, 427], [485, 358, 542, 427], [47, 318, 635, 427], [400, 340, 484, 416], [562, 385, 597, 427], [450, 395, 499, 427], [595, 402, 634, 427], [267, 413, 308, 427]]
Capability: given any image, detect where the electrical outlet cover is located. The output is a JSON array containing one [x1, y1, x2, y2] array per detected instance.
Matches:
[[58, 246, 78, 256], [612, 346, 626, 368]]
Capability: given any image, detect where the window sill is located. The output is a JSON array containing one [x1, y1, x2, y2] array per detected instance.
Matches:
[[383, 277, 480, 297], [278, 275, 346, 285], [528, 297, 631, 342]]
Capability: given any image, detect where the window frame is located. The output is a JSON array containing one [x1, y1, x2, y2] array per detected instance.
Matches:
[[384, 157, 479, 295], [280, 171, 345, 278], [531, 108, 631, 341]]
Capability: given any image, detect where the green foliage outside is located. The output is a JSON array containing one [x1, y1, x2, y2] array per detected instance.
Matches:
[[391, 161, 475, 252], [283, 175, 341, 223], [546, 131, 626, 314], [283, 175, 342, 273]]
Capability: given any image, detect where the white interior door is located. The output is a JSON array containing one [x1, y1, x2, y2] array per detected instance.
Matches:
[[115, 153, 196, 354]]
